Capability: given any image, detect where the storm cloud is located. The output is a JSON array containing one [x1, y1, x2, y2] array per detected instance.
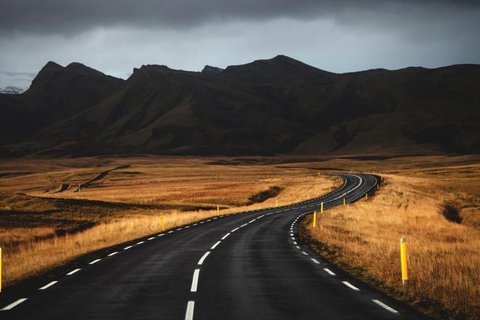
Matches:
[[0, 0, 479, 88]]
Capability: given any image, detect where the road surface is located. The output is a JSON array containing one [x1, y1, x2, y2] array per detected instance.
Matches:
[[0, 174, 428, 319]]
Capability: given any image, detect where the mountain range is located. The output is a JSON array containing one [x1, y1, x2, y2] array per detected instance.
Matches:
[[0, 55, 479, 157], [0, 86, 25, 95]]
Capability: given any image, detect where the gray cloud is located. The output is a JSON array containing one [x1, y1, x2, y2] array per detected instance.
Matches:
[[0, 0, 479, 89], [0, 0, 478, 35]]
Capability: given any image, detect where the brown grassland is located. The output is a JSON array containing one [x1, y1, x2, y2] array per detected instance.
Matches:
[[0, 156, 339, 287], [301, 155, 480, 320], [0, 155, 479, 319]]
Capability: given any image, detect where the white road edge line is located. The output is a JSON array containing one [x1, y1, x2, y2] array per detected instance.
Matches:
[[148, 237, 155, 240], [323, 268, 336, 276], [185, 300, 195, 320], [311, 258, 320, 264], [190, 269, 200, 292], [231, 227, 240, 232], [123, 245, 133, 250], [137, 241, 145, 245], [108, 252, 119, 257], [342, 281, 360, 291], [372, 299, 399, 314], [1, 298, 28, 311], [89, 259, 101, 265], [39, 281, 58, 290], [301, 251, 309, 256], [198, 251, 210, 265], [66, 268, 81, 276], [210, 241, 221, 250]]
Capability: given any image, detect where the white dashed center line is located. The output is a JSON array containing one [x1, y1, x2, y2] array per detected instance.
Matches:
[[39, 281, 58, 290], [231, 227, 240, 233], [89, 259, 101, 265], [108, 251, 119, 257], [148, 237, 155, 240], [136, 241, 145, 245], [185, 301, 195, 320], [311, 258, 320, 264], [190, 269, 200, 292], [301, 251, 308, 256], [124, 245, 133, 250], [210, 241, 221, 250], [221, 233, 231, 240], [197, 251, 210, 265]]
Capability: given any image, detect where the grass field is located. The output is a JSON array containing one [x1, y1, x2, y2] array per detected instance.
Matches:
[[0, 156, 339, 286], [300, 155, 480, 320], [0, 155, 478, 320]]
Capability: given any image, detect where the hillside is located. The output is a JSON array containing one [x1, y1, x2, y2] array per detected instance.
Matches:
[[0, 56, 479, 156]]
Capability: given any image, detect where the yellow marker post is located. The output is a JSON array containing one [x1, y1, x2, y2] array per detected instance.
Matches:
[[312, 211, 317, 228], [320, 202, 324, 213], [343, 197, 346, 206], [400, 237, 408, 285], [365, 193, 368, 200]]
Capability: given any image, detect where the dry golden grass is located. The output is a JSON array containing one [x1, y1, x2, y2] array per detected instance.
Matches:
[[0, 156, 339, 286], [1, 154, 479, 320], [303, 156, 480, 320]]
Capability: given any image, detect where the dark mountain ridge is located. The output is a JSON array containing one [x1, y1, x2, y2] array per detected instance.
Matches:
[[0, 56, 479, 157]]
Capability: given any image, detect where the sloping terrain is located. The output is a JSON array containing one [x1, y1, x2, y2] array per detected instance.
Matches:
[[0, 56, 479, 156]]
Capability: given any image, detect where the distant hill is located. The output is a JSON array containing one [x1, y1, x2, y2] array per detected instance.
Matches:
[[0, 55, 479, 157], [0, 86, 25, 95]]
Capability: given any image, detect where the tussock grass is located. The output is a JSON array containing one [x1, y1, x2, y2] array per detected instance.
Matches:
[[304, 159, 480, 320], [0, 156, 338, 286]]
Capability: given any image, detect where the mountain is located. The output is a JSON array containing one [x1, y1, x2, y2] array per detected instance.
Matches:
[[0, 61, 125, 146], [0, 86, 25, 94], [0, 56, 479, 157]]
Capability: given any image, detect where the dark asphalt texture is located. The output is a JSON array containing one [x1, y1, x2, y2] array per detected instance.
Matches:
[[0, 174, 430, 320]]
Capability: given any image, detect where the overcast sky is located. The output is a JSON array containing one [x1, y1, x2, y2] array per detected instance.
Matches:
[[1, 0, 479, 89]]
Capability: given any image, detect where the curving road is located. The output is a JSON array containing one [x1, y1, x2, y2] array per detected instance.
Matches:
[[0, 174, 428, 319]]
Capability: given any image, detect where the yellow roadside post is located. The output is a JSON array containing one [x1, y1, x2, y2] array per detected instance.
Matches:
[[320, 202, 324, 213], [312, 211, 317, 228], [400, 237, 408, 285], [343, 197, 346, 206], [365, 193, 368, 200]]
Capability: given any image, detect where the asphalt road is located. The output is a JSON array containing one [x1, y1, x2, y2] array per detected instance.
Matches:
[[0, 174, 429, 320]]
